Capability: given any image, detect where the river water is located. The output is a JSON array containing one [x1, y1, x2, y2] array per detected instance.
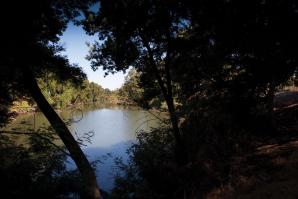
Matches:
[[4, 105, 161, 192]]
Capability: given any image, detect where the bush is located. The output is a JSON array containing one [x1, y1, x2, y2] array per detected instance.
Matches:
[[0, 133, 83, 199]]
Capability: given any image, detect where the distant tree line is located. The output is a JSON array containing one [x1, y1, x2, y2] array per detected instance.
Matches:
[[37, 72, 113, 109]]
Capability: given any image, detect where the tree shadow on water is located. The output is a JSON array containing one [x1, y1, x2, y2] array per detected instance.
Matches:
[[67, 140, 134, 193]]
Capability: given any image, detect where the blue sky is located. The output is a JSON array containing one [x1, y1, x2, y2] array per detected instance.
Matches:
[[59, 22, 125, 90]]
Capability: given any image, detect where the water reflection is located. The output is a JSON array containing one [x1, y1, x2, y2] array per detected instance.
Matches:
[[71, 107, 156, 148], [5, 105, 161, 192], [68, 106, 159, 192]]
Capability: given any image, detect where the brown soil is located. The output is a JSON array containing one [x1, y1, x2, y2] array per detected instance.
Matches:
[[206, 91, 298, 199], [206, 139, 298, 199]]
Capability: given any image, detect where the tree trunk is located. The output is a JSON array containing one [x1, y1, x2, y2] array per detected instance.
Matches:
[[140, 35, 186, 165], [164, 95, 187, 165], [22, 69, 101, 199], [267, 79, 276, 132]]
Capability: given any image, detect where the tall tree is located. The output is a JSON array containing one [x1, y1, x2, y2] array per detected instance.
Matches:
[[82, 0, 298, 170], [1, 1, 101, 198], [83, 0, 189, 164]]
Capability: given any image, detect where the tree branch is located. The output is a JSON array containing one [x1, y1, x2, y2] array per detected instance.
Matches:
[[139, 34, 169, 99], [0, 130, 71, 156]]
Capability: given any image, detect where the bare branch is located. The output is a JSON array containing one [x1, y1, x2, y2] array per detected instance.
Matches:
[[0, 130, 71, 156]]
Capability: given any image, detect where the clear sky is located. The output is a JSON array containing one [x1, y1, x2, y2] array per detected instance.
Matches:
[[59, 22, 125, 90]]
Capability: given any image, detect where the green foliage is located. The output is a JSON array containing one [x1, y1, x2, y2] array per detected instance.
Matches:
[[116, 69, 144, 105], [0, 133, 82, 199], [111, 128, 178, 199], [0, 0, 95, 124], [83, 0, 188, 108], [36, 72, 113, 109], [111, 126, 224, 199]]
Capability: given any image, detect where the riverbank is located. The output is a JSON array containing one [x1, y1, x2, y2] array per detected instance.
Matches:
[[207, 137, 298, 199], [9, 100, 36, 115], [9, 98, 161, 116], [206, 92, 298, 199], [9, 100, 120, 116]]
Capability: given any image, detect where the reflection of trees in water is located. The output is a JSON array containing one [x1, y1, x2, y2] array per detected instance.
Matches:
[[131, 110, 166, 133], [6, 107, 163, 137], [4, 107, 87, 133], [68, 108, 84, 123]]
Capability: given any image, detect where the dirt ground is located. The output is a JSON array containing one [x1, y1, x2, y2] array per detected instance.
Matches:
[[206, 91, 298, 199], [207, 139, 298, 199]]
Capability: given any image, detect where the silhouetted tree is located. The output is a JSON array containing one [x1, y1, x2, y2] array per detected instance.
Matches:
[[82, 0, 298, 198], [83, 0, 191, 164], [0, 1, 101, 198]]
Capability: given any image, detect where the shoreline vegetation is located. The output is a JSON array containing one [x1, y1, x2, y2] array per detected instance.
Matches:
[[9, 99, 139, 115], [8, 70, 141, 116], [8, 69, 167, 120]]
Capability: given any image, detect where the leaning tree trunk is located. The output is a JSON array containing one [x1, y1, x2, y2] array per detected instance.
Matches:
[[22, 70, 101, 199]]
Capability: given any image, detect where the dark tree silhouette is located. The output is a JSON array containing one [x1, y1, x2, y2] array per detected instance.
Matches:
[[82, 0, 298, 198], [83, 0, 190, 164], [0, 1, 101, 198]]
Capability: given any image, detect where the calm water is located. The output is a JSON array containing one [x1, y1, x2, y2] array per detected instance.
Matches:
[[5, 105, 161, 192]]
